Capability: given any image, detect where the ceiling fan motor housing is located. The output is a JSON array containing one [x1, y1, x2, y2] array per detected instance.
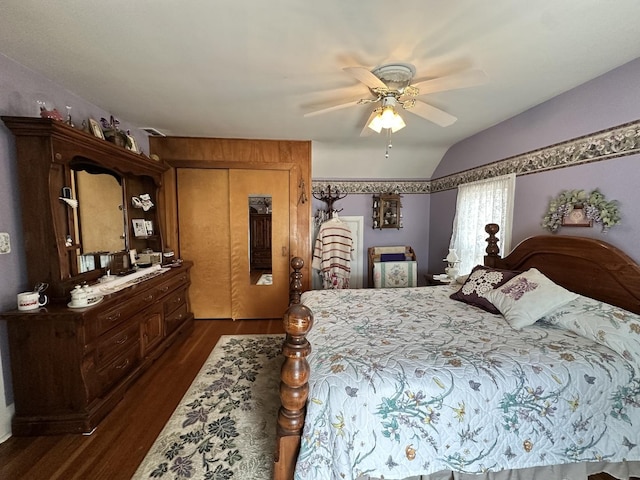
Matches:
[[371, 63, 416, 93]]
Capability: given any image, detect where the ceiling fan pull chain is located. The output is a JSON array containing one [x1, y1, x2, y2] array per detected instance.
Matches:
[[385, 130, 392, 159]]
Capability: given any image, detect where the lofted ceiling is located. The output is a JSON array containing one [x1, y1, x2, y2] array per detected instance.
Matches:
[[2, 1, 640, 179]]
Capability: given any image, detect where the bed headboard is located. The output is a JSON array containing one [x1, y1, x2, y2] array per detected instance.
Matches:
[[484, 223, 640, 314]]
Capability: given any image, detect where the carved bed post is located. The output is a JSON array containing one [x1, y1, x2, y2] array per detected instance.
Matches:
[[274, 258, 313, 480], [483, 223, 501, 267], [289, 256, 304, 305]]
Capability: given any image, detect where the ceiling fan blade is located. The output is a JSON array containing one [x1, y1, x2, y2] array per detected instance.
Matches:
[[343, 66, 388, 90], [406, 100, 457, 127], [411, 69, 488, 95], [360, 110, 379, 137], [303, 96, 364, 117]]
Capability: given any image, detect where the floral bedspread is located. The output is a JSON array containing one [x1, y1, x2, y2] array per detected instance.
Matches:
[[295, 286, 640, 480]]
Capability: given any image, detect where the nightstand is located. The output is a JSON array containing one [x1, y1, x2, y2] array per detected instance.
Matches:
[[424, 273, 452, 286]]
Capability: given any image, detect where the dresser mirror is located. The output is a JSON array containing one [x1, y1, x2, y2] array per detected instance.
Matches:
[[73, 165, 127, 273]]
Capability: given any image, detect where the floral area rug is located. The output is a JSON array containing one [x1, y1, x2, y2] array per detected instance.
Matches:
[[132, 334, 284, 480]]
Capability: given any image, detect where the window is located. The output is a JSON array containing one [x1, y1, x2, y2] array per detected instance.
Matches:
[[448, 174, 515, 275]]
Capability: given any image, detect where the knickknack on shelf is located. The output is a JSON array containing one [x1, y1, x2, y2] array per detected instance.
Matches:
[[542, 189, 621, 233], [372, 193, 403, 229]]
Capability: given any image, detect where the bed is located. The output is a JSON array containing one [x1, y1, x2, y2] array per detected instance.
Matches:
[[274, 224, 640, 480]]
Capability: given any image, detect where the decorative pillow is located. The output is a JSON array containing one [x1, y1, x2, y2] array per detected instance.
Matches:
[[543, 295, 640, 366], [482, 268, 579, 329], [449, 265, 522, 314]]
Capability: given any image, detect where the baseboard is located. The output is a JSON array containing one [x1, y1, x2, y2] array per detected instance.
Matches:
[[0, 401, 14, 444]]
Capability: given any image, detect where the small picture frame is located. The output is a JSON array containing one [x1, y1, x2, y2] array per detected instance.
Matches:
[[144, 220, 154, 236], [127, 135, 140, 153], [88, 118, 104, 140], [132, 219, 148, 237], [561, 206, 593, 227]]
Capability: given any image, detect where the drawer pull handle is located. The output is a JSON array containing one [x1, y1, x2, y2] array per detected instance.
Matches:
[[144, 294, 154, 302], [115, 359, 129, 369], [107, 312, 121, 323], [115, 335, 128, 345], [175, 297, 182, 303], [160, 286, 169, 292]]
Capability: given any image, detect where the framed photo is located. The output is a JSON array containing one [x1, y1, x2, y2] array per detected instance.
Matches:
[[144, 220, 154, 236], [132, 219, 148, 237], [561, 207, 593, 227], [127, 135, 140, 153], [88, 118, 104, 140]]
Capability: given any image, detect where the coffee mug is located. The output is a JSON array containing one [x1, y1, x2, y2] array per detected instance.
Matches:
[[17, 291, 48, 311]]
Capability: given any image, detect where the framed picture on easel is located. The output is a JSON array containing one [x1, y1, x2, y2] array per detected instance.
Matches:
[[132, 219, 147, 237]]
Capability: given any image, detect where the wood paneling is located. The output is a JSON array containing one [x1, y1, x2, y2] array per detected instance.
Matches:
[[150, 136, 312, 291], [177, 169, 231, 318]]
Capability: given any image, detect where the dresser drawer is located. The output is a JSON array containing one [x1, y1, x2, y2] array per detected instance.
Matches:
[[165, 301, 189, 335], [96, 343, 139, 394], [96, 290, 157, 336], [156, 272, 190, 298], [96, 322, 139, 368], [163, 288, 187, 316]]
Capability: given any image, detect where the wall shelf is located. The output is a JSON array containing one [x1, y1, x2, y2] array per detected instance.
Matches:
[[372, 193, 403, 229]]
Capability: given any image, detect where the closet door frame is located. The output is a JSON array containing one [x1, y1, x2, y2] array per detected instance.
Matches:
[[152, 138, 312, 293], [168, 160, 300, 299]]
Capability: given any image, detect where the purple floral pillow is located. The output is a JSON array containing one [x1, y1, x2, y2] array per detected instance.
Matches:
[[482, 268, 579, 330], [449, 265, 522, 314]]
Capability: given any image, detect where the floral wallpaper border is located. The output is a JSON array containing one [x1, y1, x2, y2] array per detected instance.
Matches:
[[312, 119, 640, 195]]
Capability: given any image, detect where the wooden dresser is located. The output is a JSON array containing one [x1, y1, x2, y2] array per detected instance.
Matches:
[[0, 116, 195, 435], [1, 263, 193, 435]]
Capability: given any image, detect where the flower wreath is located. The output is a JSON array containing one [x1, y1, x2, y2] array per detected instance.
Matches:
[[542, 189, 621, 233]]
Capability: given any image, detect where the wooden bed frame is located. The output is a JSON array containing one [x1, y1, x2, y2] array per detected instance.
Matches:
[[273, 223, 640, 479]]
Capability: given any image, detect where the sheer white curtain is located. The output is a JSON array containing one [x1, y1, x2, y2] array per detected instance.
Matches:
[[449, 174, 515, 276]]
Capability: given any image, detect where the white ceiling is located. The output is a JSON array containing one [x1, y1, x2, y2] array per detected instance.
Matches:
[[2, 1, 640, 179]]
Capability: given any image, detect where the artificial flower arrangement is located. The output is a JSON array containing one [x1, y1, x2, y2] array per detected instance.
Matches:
[[542, 188, 621, 233]]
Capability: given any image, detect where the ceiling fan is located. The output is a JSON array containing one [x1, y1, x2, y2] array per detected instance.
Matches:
[[304, 63, 488, 136]]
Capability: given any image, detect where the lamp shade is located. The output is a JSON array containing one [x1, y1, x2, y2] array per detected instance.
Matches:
[[367, 106, 406, 133]]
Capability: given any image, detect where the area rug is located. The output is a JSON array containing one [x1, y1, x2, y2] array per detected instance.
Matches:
[[132, 334, 285, 480]]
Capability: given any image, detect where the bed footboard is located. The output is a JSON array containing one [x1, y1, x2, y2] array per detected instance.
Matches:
[[274, 257, 313, 480]]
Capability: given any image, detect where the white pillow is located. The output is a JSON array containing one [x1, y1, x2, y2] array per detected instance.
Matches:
[[482, 268, 578, 330], [543, 295, 640, 366]]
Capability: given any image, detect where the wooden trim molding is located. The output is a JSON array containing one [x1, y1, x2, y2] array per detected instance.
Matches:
[[313, 118, 640, 195]]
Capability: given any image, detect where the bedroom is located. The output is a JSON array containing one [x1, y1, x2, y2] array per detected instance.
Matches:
[[1, 2, 640, 478]]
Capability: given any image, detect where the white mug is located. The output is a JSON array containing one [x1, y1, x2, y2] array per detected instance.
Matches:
[[17, 291, 48, 311]]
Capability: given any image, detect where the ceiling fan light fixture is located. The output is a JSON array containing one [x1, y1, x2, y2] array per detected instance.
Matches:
[[390, 112, 406, 133], [367, 108, 384, 133], [368, 105, 406, 133]]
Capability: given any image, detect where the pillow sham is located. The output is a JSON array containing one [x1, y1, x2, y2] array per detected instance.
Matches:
[[543, 295, 640, 366], [482, 268, 578, 329], [449, 265, 521, 314]]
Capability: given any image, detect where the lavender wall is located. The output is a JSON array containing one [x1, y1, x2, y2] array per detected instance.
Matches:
[[311, 192, 431, 286], [0, 53, 149, 441], [429, 57, 640, 272]]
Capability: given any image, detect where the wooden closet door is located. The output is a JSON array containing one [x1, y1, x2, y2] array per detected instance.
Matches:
[[229, 169, 290, 319], [177, 168, 231, 318]]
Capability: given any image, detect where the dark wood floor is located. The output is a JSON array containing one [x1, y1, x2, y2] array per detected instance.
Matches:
[[0, 319, 629, 480], [0, 319, 284, 480]]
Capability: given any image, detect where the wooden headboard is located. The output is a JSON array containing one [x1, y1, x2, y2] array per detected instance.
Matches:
[[484, 223, 640, 314]]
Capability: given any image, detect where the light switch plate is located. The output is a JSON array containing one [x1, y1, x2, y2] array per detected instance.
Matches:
[[0, 232, 11, 254]]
